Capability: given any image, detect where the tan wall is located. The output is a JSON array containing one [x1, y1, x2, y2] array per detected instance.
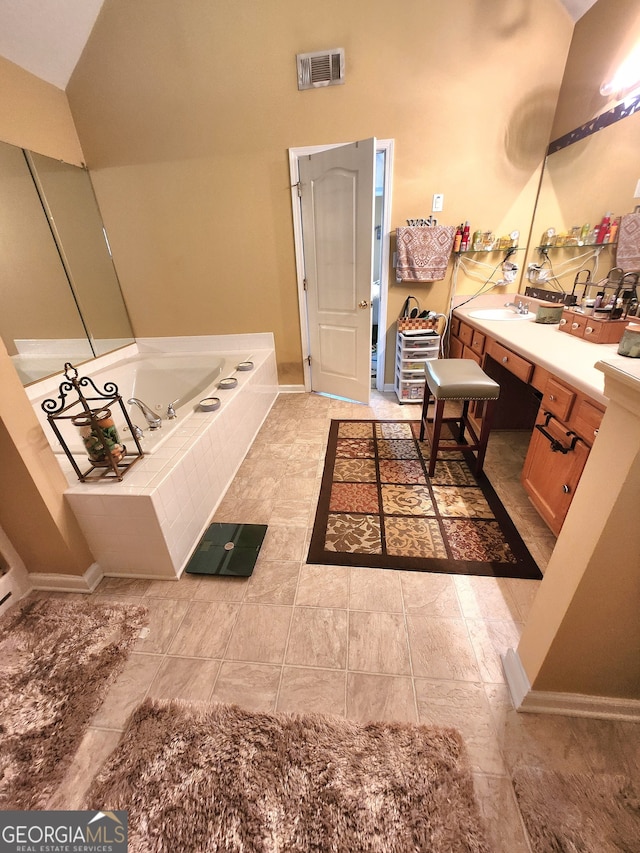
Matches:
[[0, 62, 93, 577], [0, 336, 95, 577], [67, 0, 573, 386], [551, 0, 640, 139], [0, 56, 84, 164]]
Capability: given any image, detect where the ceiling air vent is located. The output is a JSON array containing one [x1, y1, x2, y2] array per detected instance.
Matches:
[[297, 48, 345, 90]]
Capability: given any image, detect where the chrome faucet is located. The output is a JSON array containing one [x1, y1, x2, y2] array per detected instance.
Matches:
[[167, 400, 178, 419], [127, 398, 162, 429], [504, 300, 529, 315]]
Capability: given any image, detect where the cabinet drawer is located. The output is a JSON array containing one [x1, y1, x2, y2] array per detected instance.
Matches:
[[570, 397, 605, 444], [470, 330, 486, 356], [463, 345, 482, 365], [458, 322, 474, 347], [542, 377, 575, 421], [531, 364, 551, 394], [485, 339, 533, 383], [582, 320, 612, 344], [559, 311, 587, 338]]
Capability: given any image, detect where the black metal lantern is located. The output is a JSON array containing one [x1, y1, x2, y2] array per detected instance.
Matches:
[[41, 362, 144, 482]]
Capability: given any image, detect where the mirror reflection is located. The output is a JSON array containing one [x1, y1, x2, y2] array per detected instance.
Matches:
[[0, 141, 134, 385], [521, 108, 640, 296]]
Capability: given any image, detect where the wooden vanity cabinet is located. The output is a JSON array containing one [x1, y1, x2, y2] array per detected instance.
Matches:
[[451, 314, 606, 535], [521, 376, 605, 535], [449, 319, 484, 364]]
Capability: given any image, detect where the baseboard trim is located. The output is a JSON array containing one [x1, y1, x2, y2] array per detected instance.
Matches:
[[29, 562, 103, 594], [278, 384, 306, 394], [502, 648, 640, 722], [502, 648, 532, 709]]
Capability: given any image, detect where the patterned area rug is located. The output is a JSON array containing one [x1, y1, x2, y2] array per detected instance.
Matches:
[[308, 420, 541, 579], [0, 596, 147, 809], [85, 698, 492, 852]]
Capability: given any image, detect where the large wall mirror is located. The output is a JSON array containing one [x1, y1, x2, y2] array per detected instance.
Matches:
[[521, 105, 640, 296], [0, 140, 134, 385]]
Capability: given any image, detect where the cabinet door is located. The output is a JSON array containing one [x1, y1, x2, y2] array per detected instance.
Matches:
[[521, 414, 590, 536], [449, 336, 463, 358]]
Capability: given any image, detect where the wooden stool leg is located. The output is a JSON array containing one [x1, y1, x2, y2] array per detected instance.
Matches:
[[458, 400, 469, 442], [419, 387, 432, 441], [474, 398, 496, 476], [428, 398, 446, 477]]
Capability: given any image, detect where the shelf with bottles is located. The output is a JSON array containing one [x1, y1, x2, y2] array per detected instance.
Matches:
[[452, 223, 521, 255], [536, 241, 618, 252], [454, 247, 526, 255], [537, 214, 620, 253]]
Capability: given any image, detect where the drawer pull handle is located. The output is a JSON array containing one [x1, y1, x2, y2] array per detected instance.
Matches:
[[502, 356, 508, 363], [585, 326, 594, 335], [560, 318, 567, 326], [549, 394, 556, 401], [562, 484, 571, 494], [571, 322, 580, 330], [535, 411, 581, 454]]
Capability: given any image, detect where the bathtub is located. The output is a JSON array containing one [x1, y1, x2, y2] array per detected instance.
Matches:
[[40, 351, 250, 457], [29, 335, 278, 584]]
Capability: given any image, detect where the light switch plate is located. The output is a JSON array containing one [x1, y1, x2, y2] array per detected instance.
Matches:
[[432, 193, 444, 212], [634, 178, 640, 198]]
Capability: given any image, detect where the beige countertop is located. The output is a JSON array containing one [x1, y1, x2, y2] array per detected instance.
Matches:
[[453, 296, 622, 404]]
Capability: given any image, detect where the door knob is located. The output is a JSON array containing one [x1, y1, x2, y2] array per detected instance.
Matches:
[[358, 300, 369, 308]]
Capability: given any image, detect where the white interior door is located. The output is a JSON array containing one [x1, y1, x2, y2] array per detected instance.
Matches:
[[299, 138, 375, 404]]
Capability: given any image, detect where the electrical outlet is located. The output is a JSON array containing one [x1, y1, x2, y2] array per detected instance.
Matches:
[[432, 193, 444, 212], [634, 178, 640, 198]]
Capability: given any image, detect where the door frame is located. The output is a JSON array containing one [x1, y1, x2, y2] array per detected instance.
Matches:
[[288, 139, 394, 393]]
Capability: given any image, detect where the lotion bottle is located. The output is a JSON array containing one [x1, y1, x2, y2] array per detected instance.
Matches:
[[460, 221, 470, 252], [453, 224, 463, 253]]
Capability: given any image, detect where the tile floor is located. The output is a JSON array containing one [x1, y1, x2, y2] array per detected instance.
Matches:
[[44, 391, 638, 852]]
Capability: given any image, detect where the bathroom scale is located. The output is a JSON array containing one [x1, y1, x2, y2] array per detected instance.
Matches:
[[184, 522, 267, 577]]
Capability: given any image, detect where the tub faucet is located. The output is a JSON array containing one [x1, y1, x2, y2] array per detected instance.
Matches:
[[167, 400, 178, 419], [127, 398, 162, 430], [504, 300, 529, 315]]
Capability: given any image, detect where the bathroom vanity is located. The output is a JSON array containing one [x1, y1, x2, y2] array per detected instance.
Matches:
[[451, 299, 611, 535]]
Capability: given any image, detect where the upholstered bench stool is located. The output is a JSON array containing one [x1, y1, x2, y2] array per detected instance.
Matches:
[[419, 359, 500, 477]]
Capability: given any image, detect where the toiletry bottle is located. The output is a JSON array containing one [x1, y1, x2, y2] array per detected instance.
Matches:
[[596, 213, 611, 244], [609, 216, 620, 244], [472, 229, 482, 250], [460, 221, 470, 252], [453, 224, 463, 253], [593, 291, 604, 310], [579, 223, 590, 245]]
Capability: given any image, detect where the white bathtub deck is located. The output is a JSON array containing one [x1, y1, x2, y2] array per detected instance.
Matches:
[[31, 336, 278, 582]]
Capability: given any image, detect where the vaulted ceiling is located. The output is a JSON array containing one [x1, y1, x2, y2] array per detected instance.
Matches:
[[0, 0, 598, 92]]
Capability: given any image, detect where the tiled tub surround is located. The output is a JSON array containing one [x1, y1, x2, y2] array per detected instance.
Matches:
[[29, 335, 278, 583], [40, 350, 252, 458]]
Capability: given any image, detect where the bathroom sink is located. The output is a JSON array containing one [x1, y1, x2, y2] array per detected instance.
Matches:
[[468, 308, 534, 321]]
